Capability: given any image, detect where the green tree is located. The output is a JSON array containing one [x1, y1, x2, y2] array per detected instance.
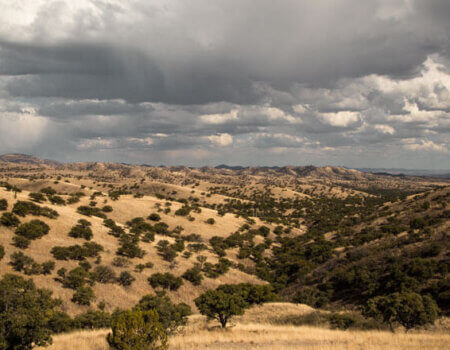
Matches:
[[148, 273, 183, 291], [194, 290, 248, 328], [182, 267, 203, 286], [72, 286, 95, 306], [0, 213, 20, 227], [363, 292, 440, 332], [0, 199, 7, 210], [136, 292, 191, 334], [0, 274, 61, 349], [118, 271, 135, 287], [216, 283, 277, 305], [107, 308, 167, 350], [15, 220, 50, 240]]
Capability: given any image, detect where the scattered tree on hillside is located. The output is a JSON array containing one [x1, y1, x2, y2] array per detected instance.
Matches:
[[195, 289, 248, 328]]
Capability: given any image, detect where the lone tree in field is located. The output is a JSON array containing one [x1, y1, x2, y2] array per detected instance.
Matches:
[[0, 274, 61, 349], [194, 289, 248, 328], [107, 308, 167, 350], [363, 292, 439, 332]]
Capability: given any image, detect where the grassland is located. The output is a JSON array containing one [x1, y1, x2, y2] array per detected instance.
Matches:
[[39, 302, 450, 350]]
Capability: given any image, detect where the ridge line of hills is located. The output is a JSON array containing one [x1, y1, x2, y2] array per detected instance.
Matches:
[[1, 153, 448, 179]]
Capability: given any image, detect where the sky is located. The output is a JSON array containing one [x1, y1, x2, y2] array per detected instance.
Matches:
[[0, 0, 449, 169]]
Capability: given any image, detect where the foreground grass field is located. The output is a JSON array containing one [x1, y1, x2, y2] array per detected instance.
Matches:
[[38, 324, 450, 350], [39, 303, 450, 350]]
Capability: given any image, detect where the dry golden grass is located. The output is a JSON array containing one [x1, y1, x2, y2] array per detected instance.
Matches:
[[39, 322, 450, 350], [36, 304, 450, 350]]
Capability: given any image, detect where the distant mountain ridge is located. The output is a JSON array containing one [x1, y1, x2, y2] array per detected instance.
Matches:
[[0, 153, 61, 166], [1, 153, 448, 179]]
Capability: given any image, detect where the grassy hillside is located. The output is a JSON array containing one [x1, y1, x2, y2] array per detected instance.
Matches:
[[0, 159, 448, 349]]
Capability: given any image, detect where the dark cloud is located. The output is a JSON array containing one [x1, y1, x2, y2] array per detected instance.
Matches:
[[0, 0, 448, 168]]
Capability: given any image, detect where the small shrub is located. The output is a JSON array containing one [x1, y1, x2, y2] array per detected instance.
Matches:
[[77, 205, 107, 219], [102, 205, 113, 213], [107, 308, 167, 350], [0, 212, 20, 227], [0, 198, 7, 210], [92, 265, 116, 284], [205, 218, 215, 225], [29, 192, 46, 203], [69, 219, 93, 240], [148, 273, 183, 291], [112, 257, 131, 267], [137, 292, 191, 334], [118, 271, 135, 287], [135, 262, 154, 272], [73, 310, 111, 329], [182, 267, 203, 286], [12, 235, 31, 249], [48, 195, 66, 205], [148, 213, 161, 221], [15, 219, 50, 240], [72, 286, 95, 305]]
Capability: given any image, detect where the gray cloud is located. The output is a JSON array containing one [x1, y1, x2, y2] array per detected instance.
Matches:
[[0, 0, 449, 168]]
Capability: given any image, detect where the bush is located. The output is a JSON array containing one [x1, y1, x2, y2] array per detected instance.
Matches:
[[15, 219, 50, 240], [156, 240, 178, 262], [102, 205, 113, 213], [77, 205, 107, 219], [51, 242, 104, 261], [135, 262, 154, 272], [69, 219, 93, 240], [0, 274, 61, 349], [118, 271, 135, 287], [12, 201, 41, 216], [12, 235, 31, 249], [0, 245, 4, 261], [216, 283, 277, 305], [73, 310, 111, 329], [9, 252, 43, 275], [293, 286, 330, 308], [148, 213, 161, 221], [41, 260, 55, 275], [137, 292, 191, 334], [117, 234, 145, 258], [202, 258, 232, 278], [61, 267, 90, 289], [0, 212, 20, 227], [0, 198, 7, 210], [205, 218, 215, 225], [72, 286, 95, 305], [258, 226, 270, 237], [364, 292, 440, 331], [182, 267, 203, 286], [107, 308, 167, 350], [48, 195, 66, 205], [47, 311, 74, 334], [112, 257, 131, 268], [148, 273, 183, 291], [40, 187, 56, 195], [12, 201, 58, 218], [175, 206, 191, 216], [195, 289, 248, 328], [91, 266, 116, 284], [153, 222, 169, 235]]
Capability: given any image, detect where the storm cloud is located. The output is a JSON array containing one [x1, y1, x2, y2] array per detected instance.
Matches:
[[0, 0, 449, 168]]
